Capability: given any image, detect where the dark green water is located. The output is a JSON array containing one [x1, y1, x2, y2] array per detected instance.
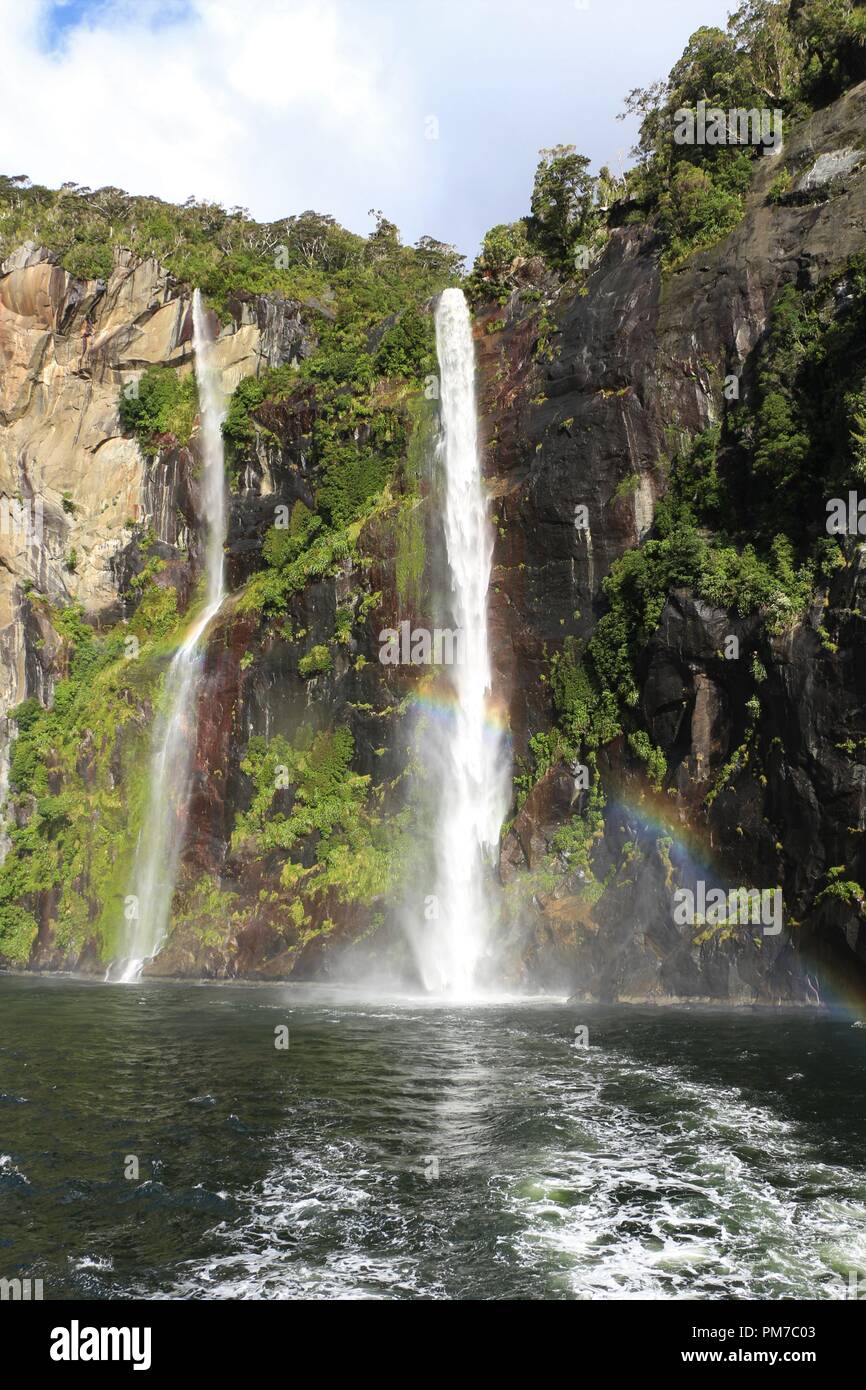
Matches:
[[1, 974, 866, 1300]]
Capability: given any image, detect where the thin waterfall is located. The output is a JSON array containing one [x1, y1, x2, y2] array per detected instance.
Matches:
[[419, 287, 510, 996], [109, 289, 227, 983]]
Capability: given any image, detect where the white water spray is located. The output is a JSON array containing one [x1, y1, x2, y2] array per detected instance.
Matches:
[[110, 290, 227, 982], [418, 287, 509, 996]]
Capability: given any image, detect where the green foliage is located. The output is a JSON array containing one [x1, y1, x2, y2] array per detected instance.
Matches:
[[0, 904, 39, 962], [334, 607, 353, 644], [548, 262, 866, 764], [467, 2, 864, 292], [620, 2, 865, 269], [0, 183, 464, 324], [298, 644, 332, 678], [767, 167, 793, 203], [467, 220, 533, 301], [119, 366, 198, 457], [394, 500, 426, 606], [129, 581, 179, 641], [232, 728, 405, 908], [373, 306, 435, 380], [261, 502, 322, 572], [732, 261, 866, 541], [658, 153, 752, 271], [221, 364, 298, 473], [550, 760, 607, 888], [241, 521, 357, 617], [11, 696, 44, 733], [815, 865, 866, 910], [551, 643, 620, 751], [628, 731, 668, 790], [316, 442, 392, 528], [792, 0, 866, 104], [551, 495, 817, 760], [528, 145, 599, 271], [237, 386, 424, 620], [174, 875, 240, 948], [513, 729, 564, 809], [0, 595, 187, 964], [613, 473, 641, 504]]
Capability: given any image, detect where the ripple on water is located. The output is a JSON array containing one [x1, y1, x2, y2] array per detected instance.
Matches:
[[503, 1048, 866, 1300], [3, 981, 866, 1301]]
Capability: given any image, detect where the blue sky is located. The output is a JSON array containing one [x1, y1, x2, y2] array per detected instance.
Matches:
[[41, 0, 193, 47], [4, 0, 737, 258]]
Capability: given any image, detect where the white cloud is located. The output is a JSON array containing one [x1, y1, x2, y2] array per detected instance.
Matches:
[[0, 0, 416, 237], [0, 0, 743, 255]]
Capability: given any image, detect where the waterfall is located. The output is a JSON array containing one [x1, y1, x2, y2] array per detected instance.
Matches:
[[110, 290, 227, 983], [418, 287, 510, 996]]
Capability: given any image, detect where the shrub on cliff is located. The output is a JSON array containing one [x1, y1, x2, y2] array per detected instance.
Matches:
[[657, 154, 753, 271], [0, 600, 175, 965], [793, 0, 866, 103], [119, 366, 198, 457], [465, 221, 534, 303], [615, 2, 866, 269], [527, 146, 599, 272], [298, 645, 332, 679], [221, 363, 298, 476], [373, 305, 435, 380], [231, 727, 405, 920]]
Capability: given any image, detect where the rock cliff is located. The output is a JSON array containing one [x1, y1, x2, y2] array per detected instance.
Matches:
[[1, 78, 866, 1003]]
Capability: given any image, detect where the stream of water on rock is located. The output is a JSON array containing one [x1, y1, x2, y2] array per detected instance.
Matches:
[[110, 290, 227, 983], [416, 288, 509, 997]]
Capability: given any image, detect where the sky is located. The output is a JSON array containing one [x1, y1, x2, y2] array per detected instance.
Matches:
[[1, 0, 737, 259]]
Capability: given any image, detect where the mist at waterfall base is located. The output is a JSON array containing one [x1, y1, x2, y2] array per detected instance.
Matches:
[[4, 973, 866, 1302], [109, 291, 227, 983], [404, 288, 510, 999]]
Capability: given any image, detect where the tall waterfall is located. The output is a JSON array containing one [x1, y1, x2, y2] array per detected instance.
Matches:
[[111, 290, 227, 983], [419, 287, 509, 996]]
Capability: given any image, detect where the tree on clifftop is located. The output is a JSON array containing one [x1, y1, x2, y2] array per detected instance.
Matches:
[[528, 145, 598, 272]]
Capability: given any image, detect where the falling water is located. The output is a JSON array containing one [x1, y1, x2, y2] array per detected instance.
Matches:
[[419, 287, 509, 996], [110, 290, 227, 983]]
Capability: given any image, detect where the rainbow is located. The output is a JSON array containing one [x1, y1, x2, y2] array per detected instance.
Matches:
[[608, 788, 716, 880], [407, 686, 513, 744]]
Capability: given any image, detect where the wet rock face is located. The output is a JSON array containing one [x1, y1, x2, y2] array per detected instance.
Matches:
[[0, 243, 305, 746], [500, 763, 579, 882], [225, 291, 317, 371], [477, 228, 666, 752], [485, 83, 866, 762], [640, 592, 763, 796], [483, 81, 866, 1003], [6, 84, 866, 997]]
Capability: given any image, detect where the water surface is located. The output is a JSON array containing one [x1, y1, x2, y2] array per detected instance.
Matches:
[[1, 975, 864, 1300]]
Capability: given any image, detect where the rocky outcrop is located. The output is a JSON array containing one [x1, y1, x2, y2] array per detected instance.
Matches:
[[487, 80, 866, 1003], [3, 82, 866, 1000]]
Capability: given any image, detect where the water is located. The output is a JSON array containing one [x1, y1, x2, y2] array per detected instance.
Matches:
[[420, 288, 509, 997], [2, 975, 865, 1301], [110, 291, 227, 982]]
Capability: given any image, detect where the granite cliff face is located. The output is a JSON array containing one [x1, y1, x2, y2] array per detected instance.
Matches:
[[2, 80, 866, 1001]]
